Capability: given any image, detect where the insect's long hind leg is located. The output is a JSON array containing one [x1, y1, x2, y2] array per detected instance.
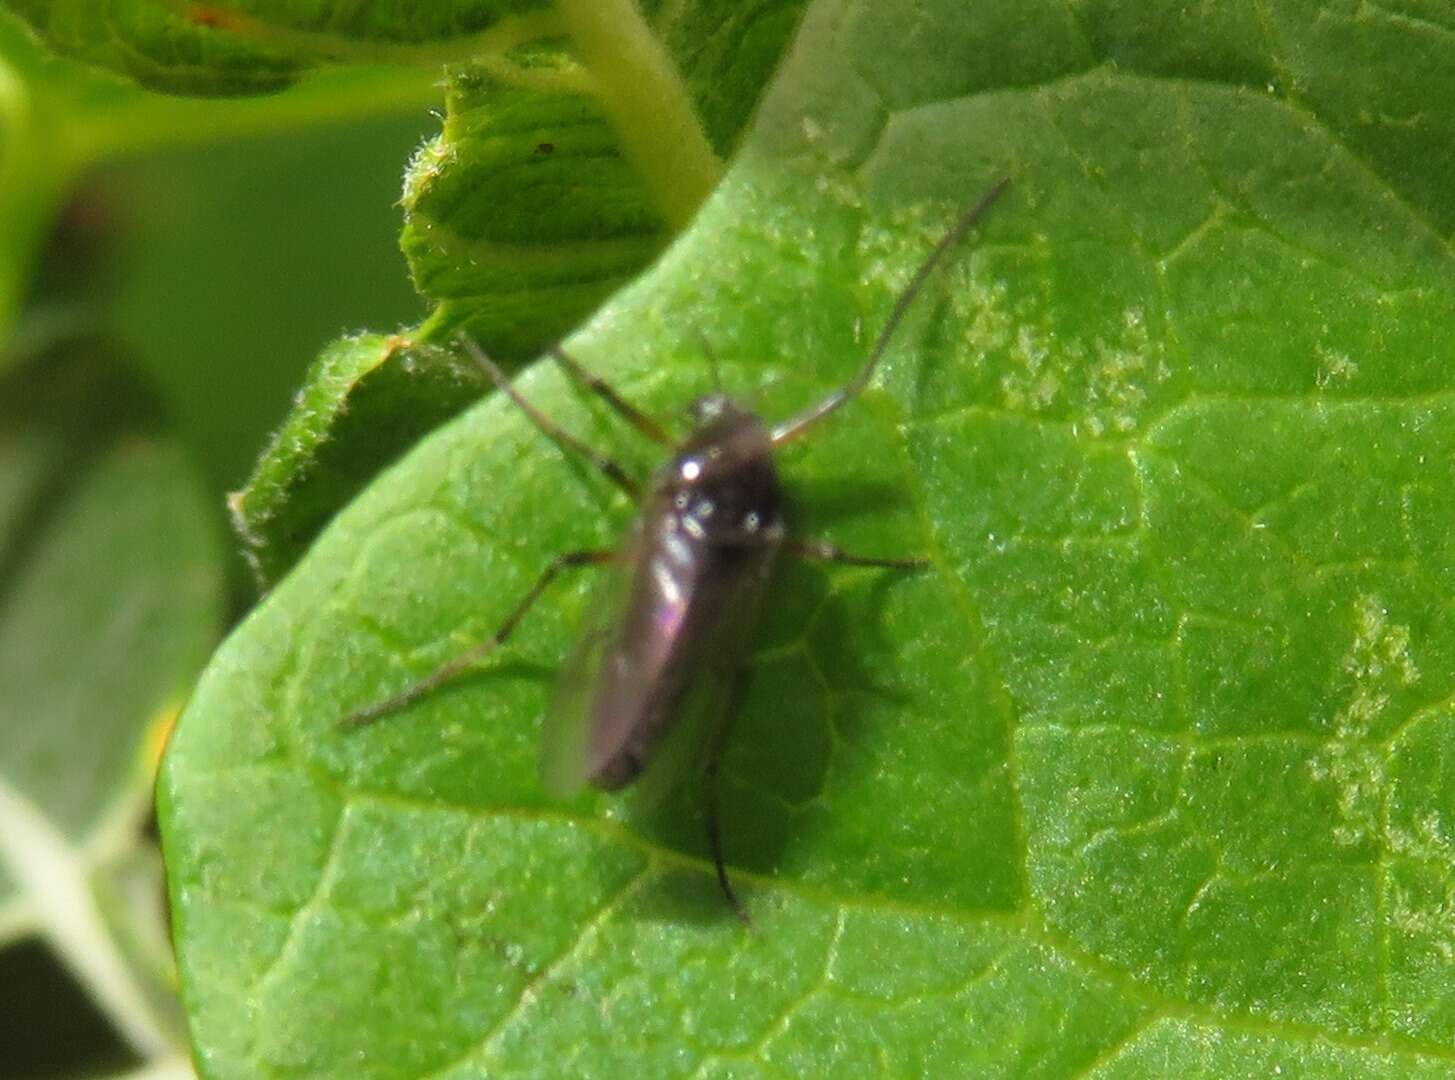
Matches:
[[341, 549, 616, 729], [705, 761, 750, 928], [786, 537, 928, 570], [705, 666, 756, 928], [459, 336, 642, 499], [548, 346, 676, 448]]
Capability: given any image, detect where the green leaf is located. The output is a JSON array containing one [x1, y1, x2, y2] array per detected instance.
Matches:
[[401, 0, 805, 348], [0, 342, 224, 1054], [0, 347, 187, 855], [164, 0, 1455, 1075], [402, 58, 670, 358], [230, 333, 488, 588], [2, 0, 521, 96], [3, 0, 303, 95]]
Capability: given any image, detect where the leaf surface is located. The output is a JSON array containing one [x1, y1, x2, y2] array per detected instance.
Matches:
[[163, 0, 1455, 1075], [230, 335, 488, 587]]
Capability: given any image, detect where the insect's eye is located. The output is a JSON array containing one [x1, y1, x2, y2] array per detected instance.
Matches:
[[674, 493, 690, 510], [743, 512, 760, 532]]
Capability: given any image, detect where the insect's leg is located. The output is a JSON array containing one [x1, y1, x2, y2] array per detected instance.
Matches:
[[785, 537, 928, 570], [459, 336, 642, 499], [342, 549, 616, 729], [705, 666, 756, 928], [548, 346, 676, 448], [705, 761, 751, 927], [694, 331, 724, 395]]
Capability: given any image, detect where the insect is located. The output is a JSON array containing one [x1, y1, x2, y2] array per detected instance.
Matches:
[[344, 177, 1009, 922]]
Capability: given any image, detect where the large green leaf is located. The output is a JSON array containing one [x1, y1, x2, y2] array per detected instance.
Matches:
[[163, 0, 1455, 1075]]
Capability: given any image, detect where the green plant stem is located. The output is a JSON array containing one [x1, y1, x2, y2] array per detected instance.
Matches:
[[556, 0, 722, 230]]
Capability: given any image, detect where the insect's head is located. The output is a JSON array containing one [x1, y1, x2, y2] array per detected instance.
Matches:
[[686, 392, 732, 428]]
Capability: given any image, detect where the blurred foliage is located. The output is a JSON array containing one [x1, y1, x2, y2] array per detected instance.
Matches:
[[0, 5, 443, 1075]]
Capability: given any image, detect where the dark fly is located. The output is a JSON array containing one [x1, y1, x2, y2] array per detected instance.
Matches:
[[344, 178, 1009, 922]]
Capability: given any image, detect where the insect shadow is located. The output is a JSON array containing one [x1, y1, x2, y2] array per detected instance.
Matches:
[[631, 561, 924, 922], [343, 177, 1010, 925]]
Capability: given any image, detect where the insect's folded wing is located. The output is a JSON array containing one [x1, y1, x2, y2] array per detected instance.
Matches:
[[538, 546, 631, 798], [624, 659, 736, 809]]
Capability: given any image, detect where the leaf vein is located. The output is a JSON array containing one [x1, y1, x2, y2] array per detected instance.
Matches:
[[415, 862, 653, 1080]]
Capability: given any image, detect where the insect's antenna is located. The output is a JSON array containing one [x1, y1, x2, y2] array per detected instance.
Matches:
[[770, 176, 1009, 445], [696, 331, 725, 395]]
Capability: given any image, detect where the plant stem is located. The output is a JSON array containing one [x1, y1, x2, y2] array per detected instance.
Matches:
[[556, 0, 722, 231]]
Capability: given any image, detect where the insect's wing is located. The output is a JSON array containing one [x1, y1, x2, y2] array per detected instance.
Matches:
[[538, 539, 633, 797], [624, 655, 738, 809]]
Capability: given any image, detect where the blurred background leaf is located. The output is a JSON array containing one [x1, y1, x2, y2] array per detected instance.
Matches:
[[0, 3, 450, 1074]]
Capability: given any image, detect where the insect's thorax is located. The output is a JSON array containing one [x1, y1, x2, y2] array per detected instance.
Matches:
[[650, 398, 785, 547]]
